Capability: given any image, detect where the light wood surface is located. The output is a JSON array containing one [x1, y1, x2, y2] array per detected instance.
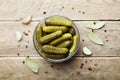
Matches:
[[0, 0, 120, 20], [0, 57, 120, 80], [0, 0, 120, 80]]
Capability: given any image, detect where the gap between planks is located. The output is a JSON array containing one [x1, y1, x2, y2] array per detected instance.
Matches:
[[0, 56, 120, 59]]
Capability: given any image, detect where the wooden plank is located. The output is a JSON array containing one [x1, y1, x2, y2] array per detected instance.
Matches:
[[0, 21, 120, 56], [0, 0, 120, 20], [0, 57, 120, 80]]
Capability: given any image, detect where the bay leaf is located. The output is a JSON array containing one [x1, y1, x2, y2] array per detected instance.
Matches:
[[86, 32, 103, 44], [86, 21, 105, 29], [26, 57, 39, 73]]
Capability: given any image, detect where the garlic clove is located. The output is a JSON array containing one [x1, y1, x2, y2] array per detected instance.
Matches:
[[22, 16, 32, 25], [16, 31, 22, 42], [83, 47, 92, 56]]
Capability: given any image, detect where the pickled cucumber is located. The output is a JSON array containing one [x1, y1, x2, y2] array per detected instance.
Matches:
[[45, 17, 72, 27], [40, 30, 63, 44], [57, 40, 72, 48], [43, 26, 68, 33], [69, 28, 75, 36], [70, 35, 79, 53], [50, 33, 72, 46], [42, 53, 67, 59], [36, 24, 43, 43], [42, 45, 68, 54]]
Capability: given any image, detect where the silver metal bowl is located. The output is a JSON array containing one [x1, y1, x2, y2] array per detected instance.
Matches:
[[33, 15, 80, 63]]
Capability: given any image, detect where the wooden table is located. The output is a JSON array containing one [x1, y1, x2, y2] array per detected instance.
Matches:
[[0, 0, 120, 80]]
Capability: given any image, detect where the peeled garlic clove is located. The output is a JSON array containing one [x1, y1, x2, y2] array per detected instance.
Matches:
[[16, 31, 22, 42], [83, 47, 92, 56], [22, 16, 32, 25]]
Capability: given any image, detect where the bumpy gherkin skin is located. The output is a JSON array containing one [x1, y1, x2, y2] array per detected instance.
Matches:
[[43, 26, 68, 33], [57, 40, 72, 48], [40, 30, 63, 44], [70, 35, 79, 53], [36, 23, 45, 43], [50, 33, 72, 46], [45, 17, 72, 27], [43, 53, 67, 59], [69, 28, 75, 36], [42, 45, 68, 55]]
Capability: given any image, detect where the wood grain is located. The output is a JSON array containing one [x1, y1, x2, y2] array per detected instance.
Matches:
[[0, 21, 120, 57], [0, 0, 120, 20], [0, 57, 120, 80]]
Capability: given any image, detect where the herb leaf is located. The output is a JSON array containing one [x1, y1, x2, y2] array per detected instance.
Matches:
[[26, 57, 39, 73], [86, 32, 103, 44], [86, 21, 105, 29]]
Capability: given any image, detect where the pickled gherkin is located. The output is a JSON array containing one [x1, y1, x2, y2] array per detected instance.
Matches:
[[70, 35, 79, 53], [42, 53, 67, 59], [50, 33, 72, 46], [36, 23, 44, 43], [69, 28, 75, 36], [43, 26, 68, 33], [42, 45, 68, 54], [45, 17, 72, 27], [40, 30, 63, 44], [57, 40, 72, 48]]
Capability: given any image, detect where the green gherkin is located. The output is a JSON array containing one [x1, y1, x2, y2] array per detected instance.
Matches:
[[45, 17, 72, 27], [40, 30, 63, 44], [42, 45, 68, 55], [43, 26, 68, 33], [70, 35, 79, 53], [50, 33, 72, 46], [42, 53, 67, 59], [69, 28, 75, 36], [57, 40, 72, 48]]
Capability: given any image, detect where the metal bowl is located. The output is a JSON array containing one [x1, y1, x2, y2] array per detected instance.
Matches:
[[33, 15, 80, 63]]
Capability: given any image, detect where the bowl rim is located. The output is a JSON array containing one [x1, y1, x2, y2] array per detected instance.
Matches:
[[33, 15, 80, 63]]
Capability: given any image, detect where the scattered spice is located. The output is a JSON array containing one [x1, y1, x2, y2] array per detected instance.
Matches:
[[94, 63, 98, 66], [85, 61, 87, 63], [27, 56, 29, 58], [25, 45, 28, 48], [106, 39, 109, 42], [82, 39, 85, 42], [22, 61, 25, 64], [51, 65, 54, 68], [43, 11, 46, 14], [62, 6, 64, 9], [18, 44, 20, 47], [82, 11, 85, 14], [78, 10, 81, 13], [23, 32, 28, 36], [77, 71, 80, 75], [72, 7, 74, 10], [45, 71, 48, 74], [92, 29, 94, 32], [88, 67, 92, 71], [80, 63, 84, 69], [28, 30, 30, 33], [104, 30, 107, 32], [17, 53, 20, 56], [93, 22, 96, 25]]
